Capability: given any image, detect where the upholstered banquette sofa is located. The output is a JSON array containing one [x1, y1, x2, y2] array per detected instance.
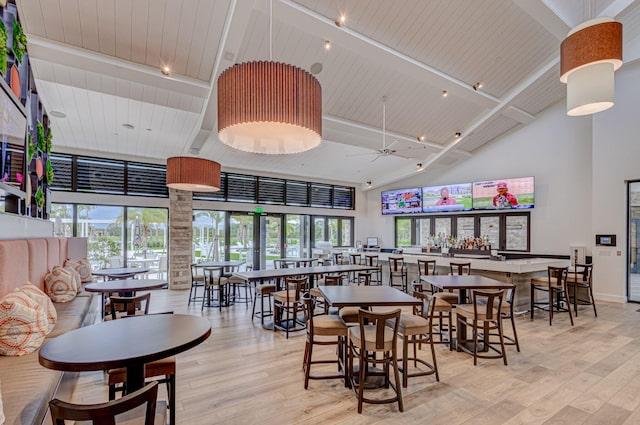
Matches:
[[0, 237, 95, 425]]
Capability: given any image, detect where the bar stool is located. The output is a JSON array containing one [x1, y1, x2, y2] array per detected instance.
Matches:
[[566, 263, 596, 317], [274, 277, 308, 338], [202, 267, 229, 311], [364, 254, 383, 285], [252, 279, 275, 325], [388, 257, 408, 292], [417, 259, 437, 294], [228, 265, 253, 307], [188, 264, 205, 305], [531, 266, 573, 326]]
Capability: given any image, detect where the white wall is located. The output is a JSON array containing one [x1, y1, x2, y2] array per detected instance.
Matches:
[[591, 60, 640, 302], [0, 212, 53, 238], [360, 100, 593, 255]]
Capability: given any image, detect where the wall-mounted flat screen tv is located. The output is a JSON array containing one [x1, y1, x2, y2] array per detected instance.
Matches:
[[472, 176, 535, 210], [381, 187, 422, 215], [422, 183, 472, 213]]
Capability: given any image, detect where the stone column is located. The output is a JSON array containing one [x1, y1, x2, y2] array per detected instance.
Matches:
[[169, 188, 192, 290]]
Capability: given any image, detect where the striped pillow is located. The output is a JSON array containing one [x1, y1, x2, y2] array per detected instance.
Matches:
[[0, 291, 48, 356], [64, 258, 93, 283], [64, 267, 82, 292], [45, 267, 78, 303], [20, 282, 57, 334]]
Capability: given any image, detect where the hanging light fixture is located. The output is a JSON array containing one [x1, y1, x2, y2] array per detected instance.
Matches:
[[560, 17, 622, 116], [217, 0, 322, 154], [166, 157, 221, 192]]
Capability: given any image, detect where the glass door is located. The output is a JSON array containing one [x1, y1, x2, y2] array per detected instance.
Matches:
[[285, 215, 310, 258], [260, 214, 283, 269], [229, 213, 254, 266], [628, 182, 640, 301]]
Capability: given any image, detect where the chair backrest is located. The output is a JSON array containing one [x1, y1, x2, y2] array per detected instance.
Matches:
[[333, 253, 343, 264], [574, 263, 593, 282], [357, 273, 371, 286], [50, 381, 158, 425], [548, 266, 568, 286], [389, 257, 404, 272], [471, 289, 504, 321], [418, 259, 437, 276], [412, 291, 429, 317], [273, 259, 281, 269], [358, 308, 401, 351], [411, 280, 424, 293], [349, 253, 362, 265], [190, 264, 202, 281], [365, 255, 379, 266], [303, 295, 317, 334], [203, 267, 223, 283], [158, 255, 168, 272], [285, 276, 308, 300], [281, 260, 297, 269], [324, 275, 342, 286], [109, 293, 151, 320], [450, 262, 471, 275]]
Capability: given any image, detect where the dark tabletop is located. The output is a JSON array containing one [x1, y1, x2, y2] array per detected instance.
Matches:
[[84, 279, 168, 293], [92, 267, 150, 277], [318, 285, 422, 308], [420, 275, 514, 291], [233, 264, 378, 281], [39, 314, 211, 372]]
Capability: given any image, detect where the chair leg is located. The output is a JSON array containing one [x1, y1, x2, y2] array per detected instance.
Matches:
[[566, 290, 574, 326], [530, 284, 535, 320], [509, 314, 520, 352], [402, 336, 408, 388], [108, 383, 116, 401], [590, 286, 598, 317], [391, 347, 403, 412], [472, 320, 478, 366], [549, 289, 553, 326], [497, 318, 508, 366], [168, 374, 176, 425], [304, 339, 312, 389], [357, 349, 366, 414]]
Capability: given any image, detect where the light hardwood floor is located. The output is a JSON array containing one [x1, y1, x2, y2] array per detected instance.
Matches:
[[70, 289, 640, 424]]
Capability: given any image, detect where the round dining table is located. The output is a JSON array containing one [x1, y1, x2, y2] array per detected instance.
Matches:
[[85, 279, 169, 317], [92, 267, 150, 280], [39, 314, 211, 394]]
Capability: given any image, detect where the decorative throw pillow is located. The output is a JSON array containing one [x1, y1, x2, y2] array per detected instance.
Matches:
[[20, 282, 57, 334], [45, 267, 78, 303], [64, 267, 82, 292], [64, 258, 93, 283], [0, 291, 47, 356]]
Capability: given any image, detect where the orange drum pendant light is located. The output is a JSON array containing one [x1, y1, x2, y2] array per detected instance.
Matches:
[[560, 17, 622, 116], [217, 0, 321, 154], [166, 157, 221, 192]]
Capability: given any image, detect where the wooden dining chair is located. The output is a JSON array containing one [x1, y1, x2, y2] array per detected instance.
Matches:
[[348, 308, 403, 413], [104, 299, 176, 425], [274, 277, 308, 338], [450, 262, 471, 275], [50, 381, 165, 425], [202, 267, 229, 311], [417, 259, 437, 294], [105, 293, 150, 321], [364, 254, 383, 285], [310, 274, 342, 314], [188, 264, 205, 305]]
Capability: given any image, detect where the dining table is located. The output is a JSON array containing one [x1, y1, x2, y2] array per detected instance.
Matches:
[[274, 257, 318, 267], [318, 285, 422, 308], [420, 275, 514, 352], [39, 314, 211, 394], [84, 278, 169, 318], [92, 267, 150, 280]]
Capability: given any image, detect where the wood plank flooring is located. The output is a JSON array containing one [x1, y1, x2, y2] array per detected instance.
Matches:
[[69, 289, 640, 424]]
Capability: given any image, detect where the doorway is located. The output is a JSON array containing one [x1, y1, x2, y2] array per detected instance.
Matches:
[[628, 181, 640, 301]]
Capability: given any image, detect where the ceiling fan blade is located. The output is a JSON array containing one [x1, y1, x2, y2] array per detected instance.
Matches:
[[346, 151, 379, 157], [371, 154, 382, 163]]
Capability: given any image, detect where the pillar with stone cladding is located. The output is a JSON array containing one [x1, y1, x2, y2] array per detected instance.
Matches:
[[169, 188, 193, 290]]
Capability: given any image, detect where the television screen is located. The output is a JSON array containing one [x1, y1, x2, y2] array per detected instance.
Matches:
[[472, 177, 535, 210], [366, 237, 379, 246], [381, 187, 422, 215], [422, 183, 472, 213]]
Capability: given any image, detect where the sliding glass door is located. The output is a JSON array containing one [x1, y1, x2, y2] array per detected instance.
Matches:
[[629, 182, 640, 302]]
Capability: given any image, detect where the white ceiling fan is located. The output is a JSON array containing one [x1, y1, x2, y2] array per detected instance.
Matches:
[[348, 97, 403, 162]]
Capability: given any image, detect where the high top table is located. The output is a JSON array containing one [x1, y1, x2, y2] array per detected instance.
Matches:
[[39, 314, 211, 394], [93, 267, 150, 280], [233, 264, 379, 289], [318, 285, 421, 308]]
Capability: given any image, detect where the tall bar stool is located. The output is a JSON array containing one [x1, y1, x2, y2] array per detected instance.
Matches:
[[566, 263, 596, 317], [274, 276, 308, 338], [310, 275, 342, 314], [417, 259, 437, 294], [365, 254, 383, 285], [201, 267, 229, 311], [228, 265, 253, 307], [188, 264, 205, 305], [530, 266, 573, 326], [348, 308, 403, 413], [252, 279, 276, 326], [348, 253, 364, 282], [456, 289, 508, 366], [388, 256, 408, 292], [389, 292, 439, 387], [302, 296, 349, 389], [450, 262, 471, 275]]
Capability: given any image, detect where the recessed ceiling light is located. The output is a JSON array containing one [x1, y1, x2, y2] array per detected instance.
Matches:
[[324, 40, 331, 50], [472, 82, 483, 91], [417, 135, 425, 142], [122, 123, 135, 130], [455, 132, 461, 138], [442, 90, 448, 98], [161, 65, 171, 76], [335, 14, 346, 26], [49, 110, 66, 118], [366, 180, 372, 187]]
